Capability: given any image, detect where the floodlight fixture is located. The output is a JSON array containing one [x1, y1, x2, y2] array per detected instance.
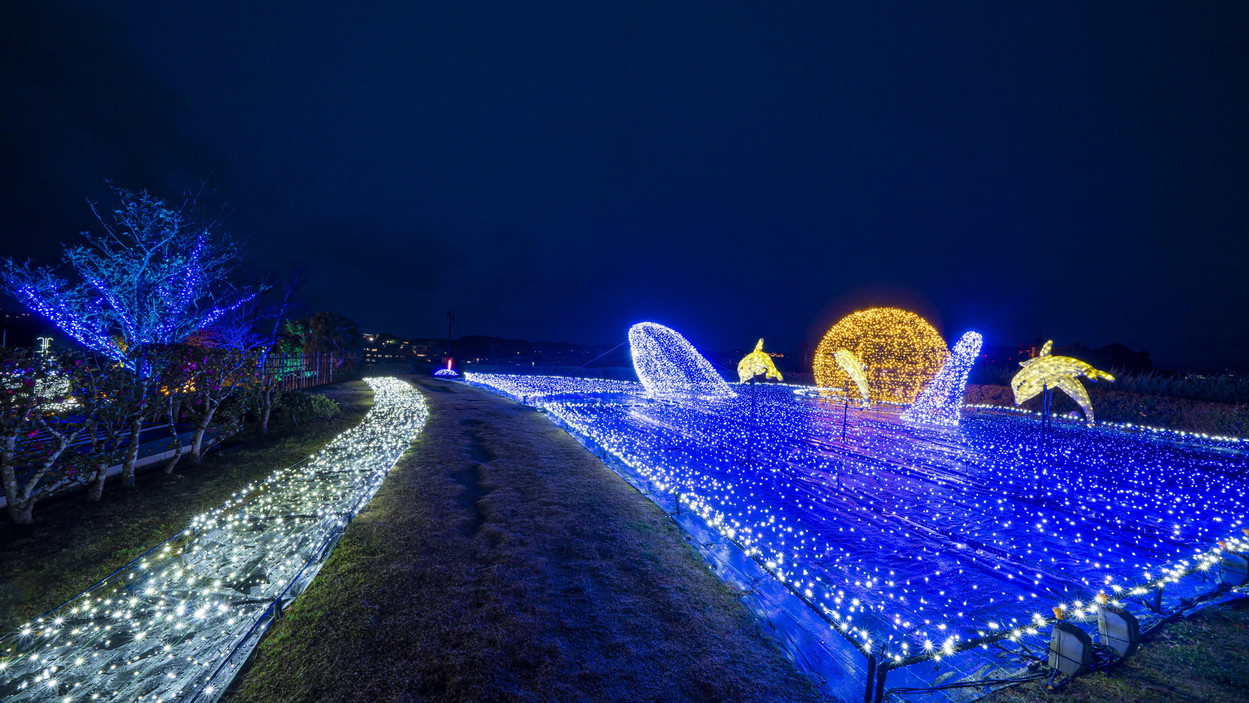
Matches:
[[1096, 604, 1140, 659], [1047, 620, 1092, 687], [1220, 551, 1249, 587]]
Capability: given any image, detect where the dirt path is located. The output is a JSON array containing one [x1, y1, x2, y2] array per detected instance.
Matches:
[[229, 377, 823, 703]]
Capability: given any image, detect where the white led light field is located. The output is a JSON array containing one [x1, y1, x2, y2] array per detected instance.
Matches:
[[0, 377, 428, 702], [467, 373, 1249, 670]]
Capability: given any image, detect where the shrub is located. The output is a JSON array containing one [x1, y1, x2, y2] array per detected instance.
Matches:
[[274, 391, 341, 427]]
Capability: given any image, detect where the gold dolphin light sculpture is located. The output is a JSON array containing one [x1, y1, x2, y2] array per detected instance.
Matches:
[[737, 339, 784, 383], [834, 349, 870, 407], [1011, 340, 1115, 423]]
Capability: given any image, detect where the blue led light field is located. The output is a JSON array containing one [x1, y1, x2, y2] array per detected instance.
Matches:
[[467, 373, 1249, 665]]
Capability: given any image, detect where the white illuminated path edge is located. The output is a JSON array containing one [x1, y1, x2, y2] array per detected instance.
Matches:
[[0, 377, 428, 703]]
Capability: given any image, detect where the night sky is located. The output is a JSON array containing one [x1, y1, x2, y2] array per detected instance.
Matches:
[[3, 2, 1247, 370]]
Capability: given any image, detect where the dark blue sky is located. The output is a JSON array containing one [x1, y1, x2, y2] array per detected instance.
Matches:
[[3, 2, 1247, 369]]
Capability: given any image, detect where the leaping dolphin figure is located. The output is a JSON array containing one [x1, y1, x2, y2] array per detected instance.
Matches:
[[737, 339, 784, 383], [1011, 340, 1114, 423], [834, 349, 870, 407]]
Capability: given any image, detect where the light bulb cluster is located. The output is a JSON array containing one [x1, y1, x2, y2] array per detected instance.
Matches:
[[0, 364, 79, 414], [833, 350, 871, 407], [815, 308, 950, 404], [737, 339, 784, 384], [0, 377, 428, 702], [1011, 341, 1116, 423], [901, 331, 983, 427], [466, 371, 1249, 671], [628, 322, 735, 401]]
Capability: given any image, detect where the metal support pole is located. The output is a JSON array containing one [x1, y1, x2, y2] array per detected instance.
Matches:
[[863, 654, 877, 703], [873, 664, 888, 703], [747, 378, 758, 466], [842, 380, 850, 442]]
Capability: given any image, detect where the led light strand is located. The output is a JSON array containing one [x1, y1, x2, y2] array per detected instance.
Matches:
[[737, 339, 783, 383], [964, 402, 1248, 444], [467, 372, 1249, 669], [901, 331, 983, 426], [815, 308, 949, 404], [629, 322, 734, 401], [1012, 341, 1115, 424], [0, 377, 428, 702]]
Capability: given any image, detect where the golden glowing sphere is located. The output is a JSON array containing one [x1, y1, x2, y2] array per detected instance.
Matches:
[[814, 307, 949, 403]]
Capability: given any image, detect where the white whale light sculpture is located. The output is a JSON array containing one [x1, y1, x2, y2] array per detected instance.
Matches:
[[901, 331, 984, 426], [629, 322, 736, 400]]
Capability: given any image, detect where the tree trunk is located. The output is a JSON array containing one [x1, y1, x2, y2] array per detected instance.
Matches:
[[121, 415, 143, 488], [192, 400, 218, 462], [163, 448, 183, 474], [260, 388, 273, 434], [8, 498, 34, 525], [1, 440, 31, 524], [163, 399, 184, 474], [85, 418, 109, 502], [3, 446, 55, 526], [86, 463, 108, 502]]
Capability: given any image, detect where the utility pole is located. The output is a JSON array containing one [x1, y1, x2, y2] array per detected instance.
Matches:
[[446, 310, 455, 355]]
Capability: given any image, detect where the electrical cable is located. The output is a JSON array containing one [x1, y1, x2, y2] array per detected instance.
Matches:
[[887, 671, 1047, 696], [574, 341, 627, 370]]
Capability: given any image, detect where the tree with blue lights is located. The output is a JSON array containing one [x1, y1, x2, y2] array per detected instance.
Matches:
[[1, 186, 256, 487], [1, 187, 254, 366]]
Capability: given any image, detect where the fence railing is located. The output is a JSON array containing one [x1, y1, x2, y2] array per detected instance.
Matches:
[[260, 352, 344, 391]]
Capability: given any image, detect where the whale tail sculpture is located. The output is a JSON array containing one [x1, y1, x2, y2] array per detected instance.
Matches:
[[833, 349, 870, 407], [901, 331, 983, 426], [737, 339, 784, 383], [629, 322, 736, 400], [1011, 340, 1115, 423]]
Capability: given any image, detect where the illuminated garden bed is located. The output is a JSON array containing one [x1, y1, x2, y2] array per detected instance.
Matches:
[[467, 372, 1249, 697], [0, 377, 428, 703]]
